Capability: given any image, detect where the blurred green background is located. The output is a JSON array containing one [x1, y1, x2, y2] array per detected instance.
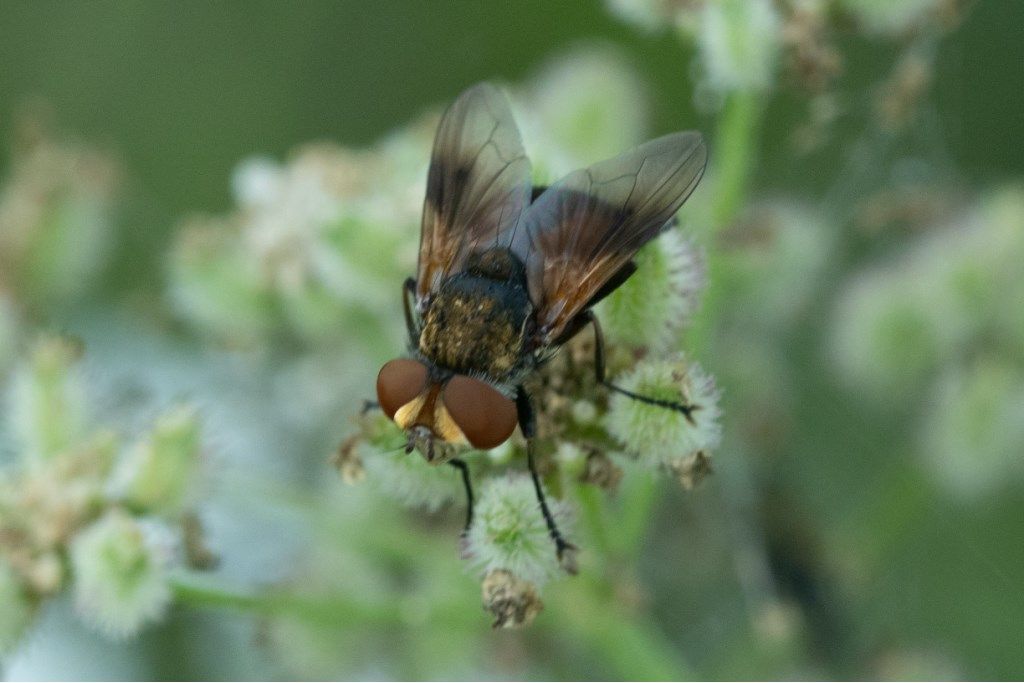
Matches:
[[2, 0, 1024, 680]]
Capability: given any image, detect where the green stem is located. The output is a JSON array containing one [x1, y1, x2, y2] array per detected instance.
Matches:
[[170, 573, 400, 626], [614, 467, 660, 557], [686, 89, 762, 358], [549, 577, 694, 680], [574, 482, 613, 557], [710, 90, 760, 232]]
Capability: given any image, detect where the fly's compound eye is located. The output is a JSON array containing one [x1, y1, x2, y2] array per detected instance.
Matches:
[[442, 375, 518, 450], [376, 359, 429, 420]]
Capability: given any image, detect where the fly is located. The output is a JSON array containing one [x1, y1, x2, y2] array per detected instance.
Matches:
[[374, 83, 707, 567]]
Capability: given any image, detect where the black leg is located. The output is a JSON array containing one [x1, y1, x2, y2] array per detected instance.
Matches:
[[516, 388, 578, 574], [449, 458, 474, 532], [584, 310, 698, 424], [402, 277, 418, 346]]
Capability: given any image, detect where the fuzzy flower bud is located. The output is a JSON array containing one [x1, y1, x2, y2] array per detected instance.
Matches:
[[598, 229, 706, 351], [8, 336, 86, 463], [0, 120, 119, 307], [606, 355, 722, 470], [110, 405, 203, 515], [69, 510, 172, 638], [829, 223, 974, 398], [699, 0, 781, 94], [465, 474, 570, 587], [519, 48, 648, 178], [974, 186, 1024, 345], [168, 221, 277, 346], [919, 357, 1024, 502]]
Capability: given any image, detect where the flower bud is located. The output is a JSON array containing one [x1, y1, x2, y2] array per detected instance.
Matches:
[[465, 474, 570, 587], [110, 405, 202, 515], [829, 228, 970, 398], [920, 356, 1024, 501], [974, 187, 1024, 345], [598, 229, 706, 351], [8, 336, 86, 464], [699, 0, 781, 94], [0, 125, 119, 307], [168, 221, 277, 346], [606, 355, 722, 468], [519, 48, 648, 176], [69, 510, 171, 638]]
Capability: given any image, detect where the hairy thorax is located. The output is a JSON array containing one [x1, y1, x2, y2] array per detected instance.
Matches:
[[418, 249, 534, 380]]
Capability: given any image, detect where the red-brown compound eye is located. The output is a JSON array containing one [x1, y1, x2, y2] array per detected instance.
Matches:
[[442, 375, 518, 449], [376, 359, 429, 420]]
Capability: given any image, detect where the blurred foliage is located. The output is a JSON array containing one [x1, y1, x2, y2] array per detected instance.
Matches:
[[2, 0, 1024, 680]]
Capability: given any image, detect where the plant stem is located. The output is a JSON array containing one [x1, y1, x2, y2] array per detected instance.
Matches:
[[614, 467, 660, 557], [170, 573, 399, 626], [710, 90, 760, 232], [574, 482, 613, 557], [687, 89, 762, 357], [549, 577, 694, 680]]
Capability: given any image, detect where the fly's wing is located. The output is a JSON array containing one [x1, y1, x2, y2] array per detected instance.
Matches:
[[513, 131, 707, 345], [416, 83, 531, 303]]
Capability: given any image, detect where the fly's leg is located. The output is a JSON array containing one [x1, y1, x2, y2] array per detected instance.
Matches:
[[584, 311, 698, 424], [516, 387, 579, 574], [402, 277, 419, 347], [449, 458, 474, 533]]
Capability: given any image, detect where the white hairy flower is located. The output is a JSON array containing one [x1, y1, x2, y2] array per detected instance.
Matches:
[[69, 510, 172, 638]]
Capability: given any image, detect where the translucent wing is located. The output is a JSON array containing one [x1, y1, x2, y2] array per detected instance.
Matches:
[[416, 83, 531, 303], [513, 131, 707, 345]]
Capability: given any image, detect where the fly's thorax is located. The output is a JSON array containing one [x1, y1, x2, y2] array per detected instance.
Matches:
[[418, 269, 535, 380], [464, 247, 527, 281]]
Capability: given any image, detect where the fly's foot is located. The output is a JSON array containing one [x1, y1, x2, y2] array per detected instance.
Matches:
[[556, 539, 579, 575]]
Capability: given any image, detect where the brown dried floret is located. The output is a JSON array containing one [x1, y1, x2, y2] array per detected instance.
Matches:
[[481, 569, 544, 629]]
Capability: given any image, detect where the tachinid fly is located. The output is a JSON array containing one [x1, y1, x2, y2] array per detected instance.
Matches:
[[375, 83, 707, 566]]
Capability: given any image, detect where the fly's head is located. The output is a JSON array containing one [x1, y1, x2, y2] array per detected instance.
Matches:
[[376, 358, 519, 464]]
